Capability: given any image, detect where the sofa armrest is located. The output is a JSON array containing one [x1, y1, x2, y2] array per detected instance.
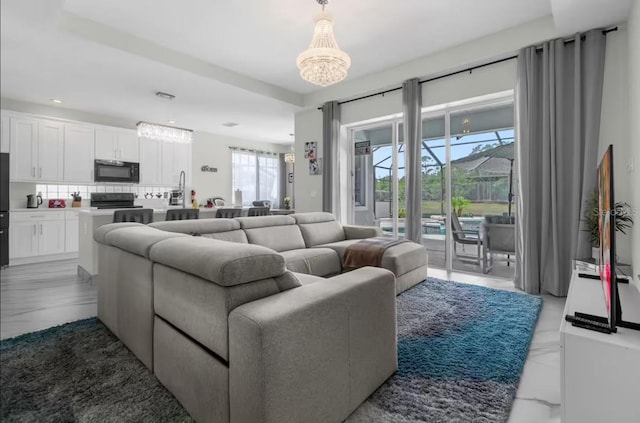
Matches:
[[343, 224, 383, 239], [228, 267, 397, 423]]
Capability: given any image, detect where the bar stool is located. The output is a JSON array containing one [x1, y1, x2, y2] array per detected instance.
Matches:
[[166, 208, 199, 221], [215, 208, 242, 218], [113, 208, 154, 224]]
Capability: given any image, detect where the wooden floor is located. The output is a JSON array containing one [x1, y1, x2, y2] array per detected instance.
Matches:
[[0, 259, 97, 340]]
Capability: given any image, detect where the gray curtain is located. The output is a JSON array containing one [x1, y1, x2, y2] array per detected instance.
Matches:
[[515, 30, 606, 296], [402, 78, 423, 243], [322, 101, 340, 213]]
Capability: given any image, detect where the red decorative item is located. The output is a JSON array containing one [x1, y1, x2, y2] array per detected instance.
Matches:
[[49, 199, 66, 208]]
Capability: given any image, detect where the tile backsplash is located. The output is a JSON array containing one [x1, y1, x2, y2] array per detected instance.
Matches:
[[10, 182, 176, 209]]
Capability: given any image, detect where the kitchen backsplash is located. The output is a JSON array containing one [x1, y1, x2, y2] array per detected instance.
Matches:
[[10, 182, 181, 209]]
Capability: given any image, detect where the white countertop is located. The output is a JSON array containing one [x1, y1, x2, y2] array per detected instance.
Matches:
[[10, 207, 89, 212], [76, 207, 218, 216]]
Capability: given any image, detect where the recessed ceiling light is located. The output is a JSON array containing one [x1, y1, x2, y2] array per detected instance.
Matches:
[[168, 120, 176, 124], [50, 99, 62, 104], [222, 122, 239, 127]]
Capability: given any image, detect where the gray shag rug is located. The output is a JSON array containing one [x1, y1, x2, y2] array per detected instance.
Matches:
[[1, 278, 541, 422]]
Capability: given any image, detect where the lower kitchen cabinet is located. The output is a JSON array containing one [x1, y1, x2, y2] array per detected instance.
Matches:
[[9, 211, 74, 262], [65, 212, 79, 253]]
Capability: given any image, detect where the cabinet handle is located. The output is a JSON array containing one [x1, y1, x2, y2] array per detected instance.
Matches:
[[32, 167, 35, 177], [40, 224, 43, 235], [39, 167, 42, 178], [0, 230, 4, 235], [33, 224, 36, 235]]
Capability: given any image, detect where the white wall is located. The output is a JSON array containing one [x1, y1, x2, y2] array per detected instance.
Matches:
[[628, 0, 640, 288], [191, 131, 289, 205], [293, 109, 323, 212], [599, 27, 632, 265]]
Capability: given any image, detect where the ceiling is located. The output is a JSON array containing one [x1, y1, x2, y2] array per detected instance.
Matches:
[[0, 0, 632, 144]]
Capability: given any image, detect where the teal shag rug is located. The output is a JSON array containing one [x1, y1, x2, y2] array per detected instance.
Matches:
[[0, 277, 541, 422]]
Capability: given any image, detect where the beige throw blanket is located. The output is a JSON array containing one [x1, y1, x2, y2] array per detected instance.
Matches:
[[343, 237, 409, 269]]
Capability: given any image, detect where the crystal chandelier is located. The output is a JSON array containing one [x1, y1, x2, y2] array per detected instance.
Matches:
[[137, 121, 193, 143], [296, 0, 351, 87]]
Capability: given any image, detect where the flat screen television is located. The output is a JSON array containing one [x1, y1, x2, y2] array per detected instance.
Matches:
[[567, 145, 639, 333], [597, 145, 616, 328]]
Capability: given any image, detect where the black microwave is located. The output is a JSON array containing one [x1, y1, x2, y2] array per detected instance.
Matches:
[[94, 160, 140, 183]]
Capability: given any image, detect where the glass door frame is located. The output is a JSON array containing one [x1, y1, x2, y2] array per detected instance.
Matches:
[[343, 91, 515, 274], [345, 117, 403, 237]]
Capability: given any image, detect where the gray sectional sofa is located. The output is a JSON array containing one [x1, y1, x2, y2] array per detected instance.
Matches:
[[94, 212, 428, 423]]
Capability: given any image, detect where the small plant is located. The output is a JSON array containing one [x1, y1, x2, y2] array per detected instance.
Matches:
[[71, 192, 82, 202], [583, 189, 634, 247], [451, 196, 470, 217], [283, 197, 291, 209]]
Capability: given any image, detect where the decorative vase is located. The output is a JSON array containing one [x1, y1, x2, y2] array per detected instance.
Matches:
[[284, 204, 291, 210]]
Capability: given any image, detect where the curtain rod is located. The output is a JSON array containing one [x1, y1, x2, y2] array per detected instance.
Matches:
[[319, 26, 617, 109]]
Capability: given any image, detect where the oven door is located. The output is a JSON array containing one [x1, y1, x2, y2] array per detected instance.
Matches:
[[94, 160, 140, 183]]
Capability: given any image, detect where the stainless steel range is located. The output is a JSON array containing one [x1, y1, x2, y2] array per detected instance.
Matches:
[[90, 192, 142, 209]]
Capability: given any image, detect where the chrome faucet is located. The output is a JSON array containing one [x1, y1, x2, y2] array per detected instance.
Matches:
[[178, 170, 186, 208]]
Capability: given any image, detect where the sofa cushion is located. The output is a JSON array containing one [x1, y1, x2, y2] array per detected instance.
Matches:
[[236, 215, 295, 229], [149, 219, 249, 243], [94, 222, 145, 244], [236, 216, 306, 252], [314, 239, 361, 266], [379, 241, 428, 276], [102, 226, 188, 258], [291, 212, 345, 247], [149, 237, 286, 286], [290, 272, 326, 285], [280, 248, 341, 277], [154, 264, 302, 362]]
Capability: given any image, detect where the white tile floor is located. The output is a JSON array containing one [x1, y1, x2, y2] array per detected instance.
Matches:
[[1, 261, 565, 422]]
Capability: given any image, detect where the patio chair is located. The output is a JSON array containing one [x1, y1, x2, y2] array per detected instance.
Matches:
[[450, 213, 482, 266], [481, 215, 516, 274]]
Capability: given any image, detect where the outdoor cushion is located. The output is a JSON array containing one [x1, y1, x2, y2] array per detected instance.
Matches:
[[149, 237, 286, 286], [280, 248, 341, 276]]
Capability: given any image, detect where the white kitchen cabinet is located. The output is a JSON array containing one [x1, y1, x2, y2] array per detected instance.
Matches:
[[9, 117, 64, 182], [9, 221, 38, 258], [0, 114, 9, 153], [95, 128, 138, 162], [64, 124, 95, 183], [38, 220, 65, 255], [139, 137, 162, 185], [65, 212, 79, 253], [38, 120, 64, 181], [10, 116, 38, 180], [161, 141, 192, 187], [9, 211, 67, 260]]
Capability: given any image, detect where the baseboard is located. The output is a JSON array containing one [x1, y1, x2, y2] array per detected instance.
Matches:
[[9, 252, 78, 266]]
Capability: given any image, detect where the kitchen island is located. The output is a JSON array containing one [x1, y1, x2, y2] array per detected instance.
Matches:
[[78, 207, 218, 280]]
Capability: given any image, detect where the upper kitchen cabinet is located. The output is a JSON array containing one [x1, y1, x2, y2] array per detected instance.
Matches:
[[0, 114, 10, 153], [64, 124, 95, 183], [161, 140, 192, 187], [95, 128, 139, 162], [10, 117, 63, 182], [139, 137, 162, 185]]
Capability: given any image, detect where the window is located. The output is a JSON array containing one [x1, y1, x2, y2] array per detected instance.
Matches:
[[231, 149, 280, 206]]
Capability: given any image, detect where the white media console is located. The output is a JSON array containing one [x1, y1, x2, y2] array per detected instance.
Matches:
[[560, 271, 640, 423]]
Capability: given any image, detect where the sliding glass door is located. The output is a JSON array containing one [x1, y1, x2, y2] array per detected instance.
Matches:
[[346, 96, 515, 279]]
